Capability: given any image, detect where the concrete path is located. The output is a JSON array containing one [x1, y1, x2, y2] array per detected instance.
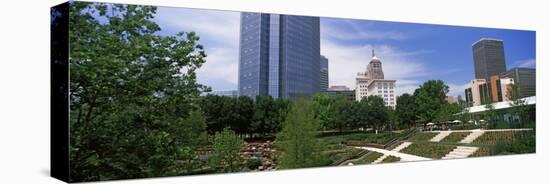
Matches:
[[459, 130, 484, 144], [391, 142, 412, 152], [371, 142, 413, 164], [442, 146, 479, 159], [430, 131, 452, 142], [355, 145, 432, 162]]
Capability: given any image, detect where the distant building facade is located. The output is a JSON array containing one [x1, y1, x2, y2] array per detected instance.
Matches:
[[320, 55, 329, 92], [464, 79, 490, 107], [326, 85, 355, 101], [238, 13, 320, 99], [355, 50, 396, 108], [203, 90, 239, 97], [446, 96, 458, 104], [501, 67, 536, 98]]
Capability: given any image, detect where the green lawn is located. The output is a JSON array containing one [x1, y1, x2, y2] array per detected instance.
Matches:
[[440, 132, 470, 143], [408, 132, 438, 142], [325, 147, 365, 164], [381, 155, 401, 163], [352, 151, 384, 165], [400, 142, 456, 159]]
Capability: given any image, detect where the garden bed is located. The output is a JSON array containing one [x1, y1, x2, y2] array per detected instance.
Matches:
[[381, 155, 401, 163], [408, 132, 438, 142], [400, 142, 456, 159], [352, 151, 384, 165], [469, 147, 491, 157], [440, 132, 471, 143], [472, 131, 526, 145]]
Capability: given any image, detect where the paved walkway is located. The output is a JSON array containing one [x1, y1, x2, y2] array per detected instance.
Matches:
[[427, 128, 533, 133], [430, 131, 452, 142], [355, 145, 432, 162]]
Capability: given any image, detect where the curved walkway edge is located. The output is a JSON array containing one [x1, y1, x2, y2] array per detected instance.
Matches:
[[354, 145, 432, 162]]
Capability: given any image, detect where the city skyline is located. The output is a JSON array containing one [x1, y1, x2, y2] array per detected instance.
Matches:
[[153, 7, 535, 98]]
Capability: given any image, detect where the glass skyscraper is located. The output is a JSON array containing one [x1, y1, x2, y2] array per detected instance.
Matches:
[[238, 13, 320, 99]]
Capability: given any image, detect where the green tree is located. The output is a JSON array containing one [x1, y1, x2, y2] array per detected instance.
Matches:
[[387, 107, 398, 132], [68, 2, 209, 181], [413, 80, 449, 125], [273, 98, 292, 133], [312, 93, 333, 130], [209, 128, 244, 172], [252, 96, 276, 136], [395, 93, 416, 128], [276, 100, 325, 168], [482, 96, 497, 125], [233, 96, 254, 136], [507, 84, 529, 126], [328, 95, 354, 132], [434, 103, 462, 124], [363, 95, 388, 134]]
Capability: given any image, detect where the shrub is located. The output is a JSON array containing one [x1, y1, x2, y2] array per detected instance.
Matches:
[[381, 155, 401, 163], [244, 158, 262, 170]]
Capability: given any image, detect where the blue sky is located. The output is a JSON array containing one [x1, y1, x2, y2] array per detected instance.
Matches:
[[153, 6, 536, 97]]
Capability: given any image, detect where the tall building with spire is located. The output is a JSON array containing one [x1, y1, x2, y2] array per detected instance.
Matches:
[[355, 50, 397, 108]]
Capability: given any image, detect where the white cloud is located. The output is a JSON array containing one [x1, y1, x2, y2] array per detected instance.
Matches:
[[321, 39, 428, 96], [321, 19, 407, 41], [447, 82, 471, 98], [515, 58, 536, 68], [155, 7, 241, 91]]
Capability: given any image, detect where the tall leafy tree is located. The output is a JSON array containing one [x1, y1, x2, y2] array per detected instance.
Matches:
[[328, 95, 354, 132], [209, 128, 244, 173], [276, 100, 325, 168], [507, 84, 530, 125], [395, 93, 416, 128], [434, 103, 462, 123], [252, 96, 276, 136], [413, 80, 449, 124], [68, 2, 209, 181], [363, 95, 388, 134], [482, 96, 497, 124], [233, 96, 254, 136], [312, 93, 332, 130]]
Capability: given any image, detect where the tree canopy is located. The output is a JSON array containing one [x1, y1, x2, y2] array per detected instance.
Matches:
[[413, 80, 449, 124], [68, 2, 209, 181]]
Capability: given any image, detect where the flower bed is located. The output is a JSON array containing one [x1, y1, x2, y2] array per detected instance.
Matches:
[[469, 147, 491, 157], [400, 142, 456, 159], [472, 131, 518, 145], [440, 132, 471, 143]]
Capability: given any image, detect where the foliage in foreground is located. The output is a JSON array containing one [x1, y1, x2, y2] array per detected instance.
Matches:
[[67, 2, 209, 181], [209, 128, 244, 172], [276, 100, 327, 169]]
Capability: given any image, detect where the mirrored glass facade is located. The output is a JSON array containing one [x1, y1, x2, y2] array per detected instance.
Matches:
[[238, 13, 320, 99]]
